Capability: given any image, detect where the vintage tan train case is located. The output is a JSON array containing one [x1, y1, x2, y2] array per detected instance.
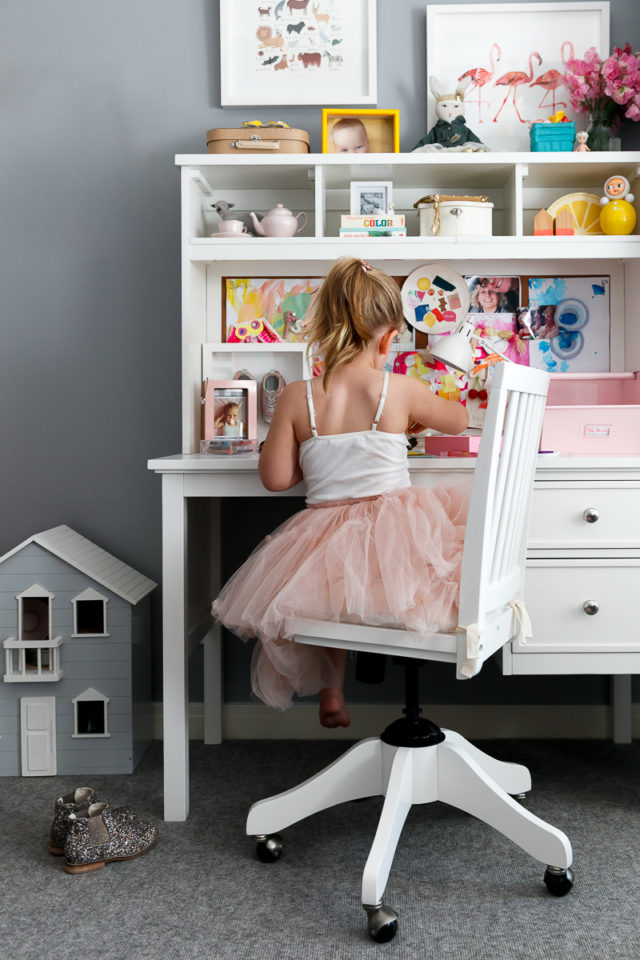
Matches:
[[206, 126, 310, 155]]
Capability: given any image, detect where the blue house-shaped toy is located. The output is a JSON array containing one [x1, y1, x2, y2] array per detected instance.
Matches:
[[0, 525, 156, 776]]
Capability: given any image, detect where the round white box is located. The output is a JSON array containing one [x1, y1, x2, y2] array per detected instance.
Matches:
[[417, 198, 494, 237]]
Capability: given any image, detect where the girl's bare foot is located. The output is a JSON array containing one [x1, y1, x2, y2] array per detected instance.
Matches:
[[319, 688, 351, 728]]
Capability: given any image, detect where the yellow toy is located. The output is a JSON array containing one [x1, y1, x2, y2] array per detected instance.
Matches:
[[599, 175, 637, 235]]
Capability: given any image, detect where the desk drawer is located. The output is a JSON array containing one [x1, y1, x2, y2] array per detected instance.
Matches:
[[529, 484, 640, 549], [514, 560, 640, 653]]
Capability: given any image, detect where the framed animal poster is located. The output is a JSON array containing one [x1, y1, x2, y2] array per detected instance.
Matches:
[[223, 277, 324, 342], [220, 0, 377, 106], [425, 2, 609, 151]]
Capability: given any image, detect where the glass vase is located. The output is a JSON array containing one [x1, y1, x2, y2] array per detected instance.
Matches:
[[587, 113, 612, 151]]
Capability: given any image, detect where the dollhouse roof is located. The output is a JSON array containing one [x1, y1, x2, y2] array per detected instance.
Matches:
[[0, 525, 156, 605]]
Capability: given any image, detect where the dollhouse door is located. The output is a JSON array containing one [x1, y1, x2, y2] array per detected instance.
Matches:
[[20, 696, 56, 776]]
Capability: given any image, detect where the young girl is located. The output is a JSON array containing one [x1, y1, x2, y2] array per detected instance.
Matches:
[[212, 258, 470, 729]]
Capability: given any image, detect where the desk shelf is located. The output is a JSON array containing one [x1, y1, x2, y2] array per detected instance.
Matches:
[[189, 235, 640, 263], [175, 151, 640, 695]]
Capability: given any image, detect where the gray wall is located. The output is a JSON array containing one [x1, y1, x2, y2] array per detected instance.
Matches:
[[2, 0, 639, 708]]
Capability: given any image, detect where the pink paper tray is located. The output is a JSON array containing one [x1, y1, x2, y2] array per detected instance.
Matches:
[[541, 372, 640, 455]]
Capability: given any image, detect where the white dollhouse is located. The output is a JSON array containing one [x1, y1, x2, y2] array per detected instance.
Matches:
[[0, 525, 156, 776]]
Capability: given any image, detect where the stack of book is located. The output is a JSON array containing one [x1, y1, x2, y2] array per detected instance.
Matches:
[[339, 215, 406, 238]]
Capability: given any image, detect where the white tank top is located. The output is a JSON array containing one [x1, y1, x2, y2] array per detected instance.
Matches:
[[299, 370, 411, 505]]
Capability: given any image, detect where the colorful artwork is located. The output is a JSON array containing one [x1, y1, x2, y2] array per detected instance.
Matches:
[[401, 263, 470, 334], [470, 314, 530, 366], [525, 277, 610, 373], [224, 277, 323, 343], [427, 4, 609, 150], [393, 351, 468, 406]]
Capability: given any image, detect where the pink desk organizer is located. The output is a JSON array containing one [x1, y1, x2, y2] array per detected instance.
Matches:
[[541, 372, 640, 455], [423, 435, 482, 456]]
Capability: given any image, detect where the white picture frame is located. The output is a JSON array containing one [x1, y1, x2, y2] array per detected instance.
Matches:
[[425, 2, 610, 151], [349, 181, 393, 216], [220, 0, 377, 107]]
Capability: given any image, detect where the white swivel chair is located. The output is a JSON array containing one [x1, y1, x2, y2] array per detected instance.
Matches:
[[247, 363, 573, 943]]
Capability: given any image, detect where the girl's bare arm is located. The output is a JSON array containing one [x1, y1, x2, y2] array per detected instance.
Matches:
[[405, 375, 469, 435], [258, 385, 303, 491]]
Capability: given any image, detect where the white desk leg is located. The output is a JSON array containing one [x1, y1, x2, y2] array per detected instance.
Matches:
[[162, 473, 190, 821]]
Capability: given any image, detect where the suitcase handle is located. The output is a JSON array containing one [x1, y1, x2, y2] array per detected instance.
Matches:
[[231, 138, 280, 151]]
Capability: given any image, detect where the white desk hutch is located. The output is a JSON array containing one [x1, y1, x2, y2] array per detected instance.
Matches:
[[149, 152, 640, 820]]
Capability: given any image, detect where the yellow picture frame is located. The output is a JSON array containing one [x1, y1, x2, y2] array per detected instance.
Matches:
[[322, 108, 400, 154]]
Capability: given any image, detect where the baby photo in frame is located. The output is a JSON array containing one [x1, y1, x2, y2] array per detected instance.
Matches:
[[322, 108, 400, 154], [202, 379, 257, 443]]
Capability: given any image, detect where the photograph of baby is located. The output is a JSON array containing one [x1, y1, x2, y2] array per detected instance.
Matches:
[[213, 388, 248, 439], [330, 117, 370, 154], [323, 109, 399, 154], [466, 276, 520, 314]]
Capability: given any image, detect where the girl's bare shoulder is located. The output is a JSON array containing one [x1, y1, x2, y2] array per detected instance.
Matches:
[[278, 379, 307, 406]]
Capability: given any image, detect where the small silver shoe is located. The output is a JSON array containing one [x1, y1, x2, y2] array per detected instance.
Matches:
[[49, 787, 97, 855], [49, 789, 138, 856], [63, 802, 158, 875]]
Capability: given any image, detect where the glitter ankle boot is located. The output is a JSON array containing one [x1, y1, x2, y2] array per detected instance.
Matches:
[[63, 802, 158, 874]]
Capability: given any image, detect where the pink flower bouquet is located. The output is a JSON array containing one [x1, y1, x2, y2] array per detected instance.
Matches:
[[564, 44, 640, 146]]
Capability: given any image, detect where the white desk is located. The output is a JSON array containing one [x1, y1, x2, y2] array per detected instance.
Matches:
[[148, 453, 640, 821]]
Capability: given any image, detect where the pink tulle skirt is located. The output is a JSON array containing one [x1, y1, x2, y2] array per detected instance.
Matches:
[[211, 483, 471, 710]]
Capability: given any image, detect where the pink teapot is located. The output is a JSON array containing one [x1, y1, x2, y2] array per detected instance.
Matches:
[[249, 203, 308, 237]]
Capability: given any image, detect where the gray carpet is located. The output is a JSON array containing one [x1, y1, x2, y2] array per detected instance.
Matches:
[[2, 737, 639, 959]]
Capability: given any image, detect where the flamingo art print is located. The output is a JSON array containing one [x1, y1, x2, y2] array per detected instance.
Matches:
[[458, 43, 501, 122], [529, 42, 575, 115], [493, 51, 542, 123]]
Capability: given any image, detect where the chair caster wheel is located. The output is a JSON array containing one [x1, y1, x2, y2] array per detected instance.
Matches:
[[255, 834, 283, 863], [365, 904, 399, 943], [544, 866, 574, 897]]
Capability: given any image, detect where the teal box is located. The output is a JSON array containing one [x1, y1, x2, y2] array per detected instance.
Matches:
[[529, 121, 575, 152]]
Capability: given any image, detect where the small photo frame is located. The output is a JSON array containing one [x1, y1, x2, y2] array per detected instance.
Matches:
[[350, 181, 393, 217], [322, 108, 400, 154], [202, 379, 257, 443]]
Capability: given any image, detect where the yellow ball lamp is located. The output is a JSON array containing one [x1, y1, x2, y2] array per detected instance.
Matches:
[[599, 175, 637, 235], [600, 198, 637, 235]]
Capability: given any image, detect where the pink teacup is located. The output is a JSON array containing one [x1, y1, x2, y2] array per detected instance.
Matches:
[[217, 219, 248, 235]]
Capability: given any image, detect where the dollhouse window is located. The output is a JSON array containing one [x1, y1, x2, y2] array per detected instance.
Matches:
[[72, 687, 110, 738], [2, 584, 62, 682], [72, 588, 108, 636]]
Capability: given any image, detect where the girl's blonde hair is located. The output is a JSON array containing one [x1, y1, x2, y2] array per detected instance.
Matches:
[[306, 258, 404, 390]]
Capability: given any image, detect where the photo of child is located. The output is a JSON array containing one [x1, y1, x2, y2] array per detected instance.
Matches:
[[466, 276, 520, 314], [516, 305, 559, 341], [213, 390, 247, 438], [330, 117, 370, 154], [324, 110, 399, 154]]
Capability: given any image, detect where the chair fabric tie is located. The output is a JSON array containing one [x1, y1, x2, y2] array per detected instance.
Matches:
[[458, 599, 532, 679]]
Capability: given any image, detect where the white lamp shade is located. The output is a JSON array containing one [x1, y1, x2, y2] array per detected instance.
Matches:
[[429, 332, 474, 373]]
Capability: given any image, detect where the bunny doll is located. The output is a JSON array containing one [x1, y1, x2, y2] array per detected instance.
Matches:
[[413, 76, 487, 152]]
